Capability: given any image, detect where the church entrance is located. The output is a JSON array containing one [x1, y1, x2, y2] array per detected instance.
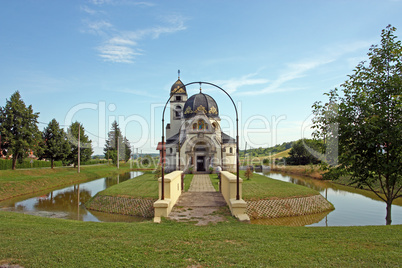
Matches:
[[196, 156, 206, 172]]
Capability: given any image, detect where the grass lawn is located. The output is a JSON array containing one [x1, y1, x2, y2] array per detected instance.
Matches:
[[96, 172, 159, 199], [0, 211, 401, 267], [0, 163, 142, 201], [211, 171, 318, 200], [96, 173, 194, 199]]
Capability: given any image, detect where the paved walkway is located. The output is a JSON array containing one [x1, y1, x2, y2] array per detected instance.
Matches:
[[168, 174, 230, 225], [188, 174, 216, 192]]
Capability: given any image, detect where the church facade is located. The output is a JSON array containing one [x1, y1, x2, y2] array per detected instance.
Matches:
[[161, 74, 237, 173]]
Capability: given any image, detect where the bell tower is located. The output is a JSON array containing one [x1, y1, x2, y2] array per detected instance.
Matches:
[[167, 70, 188, 139]]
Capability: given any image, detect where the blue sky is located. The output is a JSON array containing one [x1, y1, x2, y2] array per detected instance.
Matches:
[[1, 0, 402, 155]]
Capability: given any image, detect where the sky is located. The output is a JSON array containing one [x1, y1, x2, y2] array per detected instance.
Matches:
[[1, 0, 402, 155]]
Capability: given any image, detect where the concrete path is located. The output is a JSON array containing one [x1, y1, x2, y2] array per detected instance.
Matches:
[[168, 174, 230, 225]]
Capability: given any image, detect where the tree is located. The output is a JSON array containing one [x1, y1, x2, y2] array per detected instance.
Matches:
[[39, 119, 70, 168], [285, 139, 322, 165], [104, 121, 125, 165], [244, 166, 253, 180], [66, 122, 93, 167], [123, 136, 132, 162], [0, 91, 42, 169], [312, 25, 402, 225]]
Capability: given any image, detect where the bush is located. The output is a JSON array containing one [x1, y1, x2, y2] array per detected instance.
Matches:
[[0, 159, 63, 170]]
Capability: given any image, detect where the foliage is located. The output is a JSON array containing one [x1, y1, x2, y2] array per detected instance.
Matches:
[[153, 166, 162, 180], [285, 139, 323, 165], [0, 91, 42, 170], [66, 122, 93, 167], [244, 166, 253, 180], [104, 121, 131, 164], [0, 159, 63, 170], [239, 141, 293, 157], [39, 119, 70, 168], [312, 25, 402, 225]]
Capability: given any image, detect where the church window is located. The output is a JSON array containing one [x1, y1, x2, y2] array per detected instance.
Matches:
[[174, 105, 182, 118], [193, 123, 197, 130], [170, 148, 173, 154], [175, 96, 181, 101], [229, 147, 233, 154], [198, 120, 205, 130]]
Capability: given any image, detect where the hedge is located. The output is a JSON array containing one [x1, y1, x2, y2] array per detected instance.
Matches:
[[0, 159, 63, 170]]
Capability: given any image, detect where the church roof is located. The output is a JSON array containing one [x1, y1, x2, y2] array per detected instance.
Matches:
[[170, 78, 187, 96], [183, 92, 219, 119], [222, 132, 236, 144]]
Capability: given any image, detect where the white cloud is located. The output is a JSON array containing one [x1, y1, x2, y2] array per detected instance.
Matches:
[[213, 73, 270, 94], [83, 20, 113, 36], [80, 5, 97, 15], [98, 43, 142, 63], [81, 4, 186, 63]]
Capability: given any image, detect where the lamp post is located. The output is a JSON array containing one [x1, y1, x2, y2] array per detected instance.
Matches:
[[161, 81, 240, 200]]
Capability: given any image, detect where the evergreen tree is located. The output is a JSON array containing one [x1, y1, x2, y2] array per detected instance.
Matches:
[[66, 122, 93, 167], [0, 91, 41, 169], [104, 121, 125, 165], [39, 119, 70, 168], [123, 136, 132, 162]]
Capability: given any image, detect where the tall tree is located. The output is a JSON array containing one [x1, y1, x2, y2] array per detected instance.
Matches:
[[0, 91, 41, 169], [123, 136, 132, 163], [104, 121, 125, 165], [312, 25, 402, 225], [39, 119, 71, 168], [66, 122, 93, 167]]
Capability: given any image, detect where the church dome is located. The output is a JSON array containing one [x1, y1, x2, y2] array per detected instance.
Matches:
[[183, 92, 219, 118], [170, 79, 187, 96]]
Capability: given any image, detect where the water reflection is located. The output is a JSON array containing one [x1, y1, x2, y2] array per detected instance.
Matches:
[[0, 171, 146, 222], [254, 172, 402, 226]]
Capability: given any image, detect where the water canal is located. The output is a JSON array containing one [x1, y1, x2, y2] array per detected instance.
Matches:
[[0, 171, 145, 222], [252, 172, 402, 226]]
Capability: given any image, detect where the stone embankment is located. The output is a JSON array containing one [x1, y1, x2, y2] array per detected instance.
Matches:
[[246, 194, 333, 219], [86, 195, 156, 218]]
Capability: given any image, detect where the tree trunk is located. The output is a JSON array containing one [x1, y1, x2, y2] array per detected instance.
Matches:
[[51, 158, 54, 169], [386, 200, 392, 225], [12, 153, 18, 170]]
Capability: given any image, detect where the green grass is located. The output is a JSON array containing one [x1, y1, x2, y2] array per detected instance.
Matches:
[[209, 174, 220, 191], [0, 163, 144, 201], [0, 211, 401, 267], [241, 171, 318, 200], [96, 173, 195, 199], [183, 174, 193, 191], [96, 172, 159, 199], [211, 171, 318, 200]]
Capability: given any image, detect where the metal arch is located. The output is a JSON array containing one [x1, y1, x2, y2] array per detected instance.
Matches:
[[161, 81, 240, 200]]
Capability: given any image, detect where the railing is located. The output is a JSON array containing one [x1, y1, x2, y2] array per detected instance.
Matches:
[[153, 171, 183, 223], [220, 171, 250, 221]]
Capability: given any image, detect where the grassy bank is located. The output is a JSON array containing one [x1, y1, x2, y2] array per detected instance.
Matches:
[[95, 173, 194, 200], [1, 211, 401, 267], [0, 163, 141, 201], [210, 171, 318, 200], [270, 164, 324, 179]]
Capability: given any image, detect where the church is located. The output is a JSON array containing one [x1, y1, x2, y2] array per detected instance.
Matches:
[[159, 73, 237, 173]]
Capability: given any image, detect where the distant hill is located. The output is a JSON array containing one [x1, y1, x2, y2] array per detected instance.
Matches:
[[239, 141, 294, 159]]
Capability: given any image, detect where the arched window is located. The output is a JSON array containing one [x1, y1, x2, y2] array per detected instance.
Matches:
[[170, 148, 173, 154], [229, 147, 233, 154], [198, 119, 205, 130], [193, 123, 197, 130], [175, 105, 182, 118]]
